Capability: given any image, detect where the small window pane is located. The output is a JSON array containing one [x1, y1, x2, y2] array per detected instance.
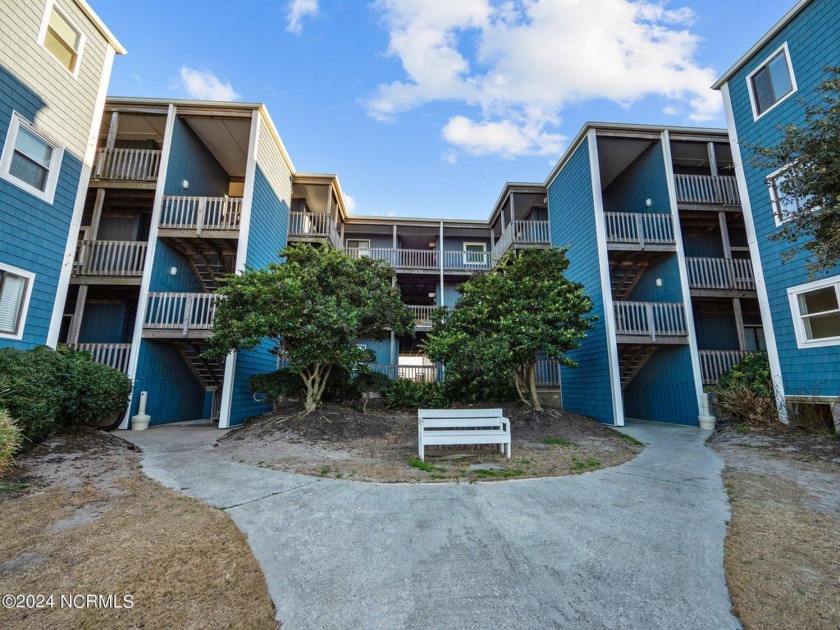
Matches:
[[0, 274, 26, 334], [49, 9, 80, 49], [9, 152, 49, 191], [15, 127, 52, 167], [803, 313, 840, 340], [44, 31, 76, 71], [752, 68, 775, 114], [44, 8, 80, 72], [768, 52, 793, 99], [799, 287, 838, 315]]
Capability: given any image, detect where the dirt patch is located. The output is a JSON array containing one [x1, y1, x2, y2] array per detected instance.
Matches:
[[711, 425, 840, 630], [0, 428, 278, 630], [217, 402, 642, 482]]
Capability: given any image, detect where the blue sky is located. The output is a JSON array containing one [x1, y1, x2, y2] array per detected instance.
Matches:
[[94, 0, 796, 220]]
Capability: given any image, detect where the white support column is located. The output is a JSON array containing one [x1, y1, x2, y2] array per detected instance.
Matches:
[[662, 130, 706, 420], [439, 221, 445, 307], [392, 224, 397, 249]]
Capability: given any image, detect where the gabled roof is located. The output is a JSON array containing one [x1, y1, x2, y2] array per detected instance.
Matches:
[[75, 0, 126, 55], [712, 0, 813, 90]]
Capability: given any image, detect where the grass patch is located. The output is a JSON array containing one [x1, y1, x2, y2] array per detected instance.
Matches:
[[570, 456, 601, 473], [610, 430, 645, 447], [429, 474, 448, 480], [318, 465, 331, 477], [542, 437, 573, 447], [470, 468, 525, 479], [407, 458, 446, 473]]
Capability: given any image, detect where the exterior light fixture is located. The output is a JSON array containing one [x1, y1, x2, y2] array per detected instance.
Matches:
[[645, 198, 652, 207], [182, 180, 189, 189], [170, 266, 178, 276], [655, 278, 663, 287]]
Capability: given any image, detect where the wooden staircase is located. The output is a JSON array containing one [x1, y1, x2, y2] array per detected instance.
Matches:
[[175, 342, 225, 390], [619, 346, 657, 389], [610, 262, 648, 301], [187, 252, 236, 292]]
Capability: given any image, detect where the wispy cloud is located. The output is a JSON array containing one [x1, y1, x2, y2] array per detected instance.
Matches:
[[287, 0, 319, 34], [343, 193, 357, 213], [178, 67, 240, 101], [366, 0, 721, 158]]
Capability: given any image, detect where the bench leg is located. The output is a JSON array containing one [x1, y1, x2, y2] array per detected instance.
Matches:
[[506, 443, 511, 459]]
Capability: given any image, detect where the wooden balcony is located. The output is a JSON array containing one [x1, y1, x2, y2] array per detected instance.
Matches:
[[605, 212, 676, 251], [614, 301, 688, 344], [158, 196, 242, 239], [699, 349, 747, 385], [408, 305, 436, 329], [288, 212, 341, 248], [686, 257, 756, 296], [69, 343, 132, 373], [91, 148, 161, 187], [142, 292, 221, 339], [72, 240, 147, 284], [371, 364, 440, 382], [346, 247, 437, 272], [491, 220, 551, 261], [674, 174, 740, 209]]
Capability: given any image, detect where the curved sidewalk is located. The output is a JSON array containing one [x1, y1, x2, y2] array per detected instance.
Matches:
[[123, 421, 740, 630]]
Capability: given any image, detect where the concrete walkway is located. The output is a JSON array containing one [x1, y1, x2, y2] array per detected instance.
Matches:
[[123, 421, 740, 630]]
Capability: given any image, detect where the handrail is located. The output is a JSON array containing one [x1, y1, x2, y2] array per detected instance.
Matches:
[[408, 305, 436, 327], [674, 174, 740, 206], [160, 196, 242, 232], [491, 220, 551, 261], [614, 301, 687, 339], [144, 292, 221, 335], [288, 212, 341, 247], [74, 240, 147, 277], [686, 257, 755, 291], [345, 247, 439, 269], [370, 364, 440, 382], [93, 148, 161, 181], [69, 343, 132, 373], [699, 350, 747, 385], [604, 212, 675, 246]]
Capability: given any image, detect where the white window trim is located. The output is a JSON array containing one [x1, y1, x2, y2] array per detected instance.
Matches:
[[462, 242, 487, 265], [37, 0, 87, 79], [0, 113, 65, 204], [787, 275, 840, 349], [746, 42, 798, 122], [0, 262, 36, 341], [767, 163, 803, 226]]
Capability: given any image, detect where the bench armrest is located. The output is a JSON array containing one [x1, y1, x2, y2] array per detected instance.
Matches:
[[501, 417, 510, 432]]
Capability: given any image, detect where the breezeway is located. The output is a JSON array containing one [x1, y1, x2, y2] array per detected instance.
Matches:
[[124, 421, 740, 630]]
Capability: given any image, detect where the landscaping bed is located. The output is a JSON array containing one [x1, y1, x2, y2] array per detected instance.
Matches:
[[0, 428, 278, 630], [711, 424, 840, 630], [216, 402, 643, 482]]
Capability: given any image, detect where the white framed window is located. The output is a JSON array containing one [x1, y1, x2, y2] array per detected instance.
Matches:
[[0, 113, 64, 204], [463, 242, 487, 266], [0, 263, 35, 340], [788, 276, 840, 349], [747, 43, 797, 120], [346, 239, 371, 256], [37, 0, 86, 77], [767, 164, 814, 226]]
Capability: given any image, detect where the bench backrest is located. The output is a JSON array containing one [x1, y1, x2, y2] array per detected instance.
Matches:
[[418, 408, 505, 430]]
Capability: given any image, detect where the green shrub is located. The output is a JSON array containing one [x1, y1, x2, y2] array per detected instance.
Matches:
[[249, 369, 305, 409], [321, 367, 358, 403], [0, 408, 22, 478], [383, 379, 447, 410], [0, 345, 131, 444], [442, 373, 517, 404], [353, 369, 392, 412], [716, 351, 778, 425]]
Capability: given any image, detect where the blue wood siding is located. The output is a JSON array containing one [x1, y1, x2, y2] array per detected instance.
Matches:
[[623, 347, 698, 424], [78, 302, 132, 343], [693, 311, 740, 350], [602, 142, 671, 216], [164, 117, 229, 196], [0, 69, 83, 349], [726, 0, 840, 396], [358, 338, 392, 364], [228, 166, 291, 426], [147, 241, 203, 293], [130, 340, 206, 425], [442, 283, 461, 307], [548, 141, 616, 424], [628, 256, 684, 302]]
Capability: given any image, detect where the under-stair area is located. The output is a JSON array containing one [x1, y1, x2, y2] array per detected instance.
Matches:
[[175, 342, 225, 391], [618, 346, 658, 389], [160, 237, 237, 292]]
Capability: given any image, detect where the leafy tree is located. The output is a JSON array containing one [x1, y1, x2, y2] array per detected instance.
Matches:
[[422, 248, 595, 410], [751, 67, 840, 273], [208, 244, 413, 413]]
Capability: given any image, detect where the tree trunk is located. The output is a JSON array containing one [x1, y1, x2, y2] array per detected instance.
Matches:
[[302, 364, 332, 414], [512, 369, 530, 407], [527, 362, 542, 411]]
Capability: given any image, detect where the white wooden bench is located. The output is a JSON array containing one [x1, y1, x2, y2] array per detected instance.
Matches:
[[417, 409, 511, 461]]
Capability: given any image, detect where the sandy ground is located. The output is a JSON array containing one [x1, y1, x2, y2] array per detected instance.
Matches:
[[711, 426, 840, 630], [0, 428, 278, 630], [215, 403, 643, 482]]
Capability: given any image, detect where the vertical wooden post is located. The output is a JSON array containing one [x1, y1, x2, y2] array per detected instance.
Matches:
[[733, 298, 746, 351], [90, 188, 106, 241], [68, 285, 88, 344], [196, 198, 206, 236], [183, 295, 194, 337], [107, 111, 119, 150]]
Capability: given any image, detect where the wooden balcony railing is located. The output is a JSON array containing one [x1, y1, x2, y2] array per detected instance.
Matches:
[[408, 305, 436, 328], [370, 364, 441, 382], [491, 220, 551, 261], [443, 249, 491, 271], [614, 301, 688, 340], [159, 196, 242, 233], [686, 257, 755, 291], [535, 359, 560, 387], [288, 212, 341, 247], [699, 350, 747, 385], [70, 343, 132, 373], [144, 292, 221, 336], [345, 247, 439, 270], [674, 174, 740, 206], [74, 240, 147, 277], [93, 148, 161, 182], [605, 212, 675, 247]]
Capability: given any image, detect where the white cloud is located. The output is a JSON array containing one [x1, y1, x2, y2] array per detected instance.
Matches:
[[178, 67, 240, 101], [343, 193, 357, 213], [287, 0, 319, 34], [366, 0, 722, 158]]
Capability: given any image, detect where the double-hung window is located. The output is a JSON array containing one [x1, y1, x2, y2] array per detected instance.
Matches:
[[39, 2, 85, 76], [747, 43, 796, 119], [0, 114, 64, 203], [788, 277, 840, 348], [0, 264, 35, 340]]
